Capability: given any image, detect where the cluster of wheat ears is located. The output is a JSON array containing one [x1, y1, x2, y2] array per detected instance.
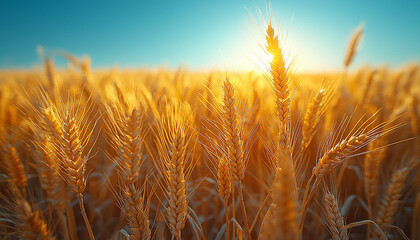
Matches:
[[0, 20, 419, 240]]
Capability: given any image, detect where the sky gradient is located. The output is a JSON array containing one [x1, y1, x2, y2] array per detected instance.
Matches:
[[0, 0, 419, 72]]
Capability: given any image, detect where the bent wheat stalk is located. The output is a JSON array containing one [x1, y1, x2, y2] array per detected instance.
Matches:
[[301, 132, 373, 230]]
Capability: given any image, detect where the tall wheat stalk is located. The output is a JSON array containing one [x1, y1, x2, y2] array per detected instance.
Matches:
[[222, 76, 251, 239]]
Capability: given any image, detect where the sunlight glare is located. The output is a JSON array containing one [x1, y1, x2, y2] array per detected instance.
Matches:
[[253, 50, 273, 72]]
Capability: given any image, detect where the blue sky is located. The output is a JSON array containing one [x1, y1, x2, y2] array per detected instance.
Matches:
[[0, 0, 419, 72]]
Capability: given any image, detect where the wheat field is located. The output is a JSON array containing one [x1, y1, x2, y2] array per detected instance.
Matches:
[[0, 19, 419, 240]]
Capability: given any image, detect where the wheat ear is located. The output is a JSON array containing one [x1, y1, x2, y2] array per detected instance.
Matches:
[[314, 134, 369, 178], [363, 136, 387, 211], [360, 70, 375, 105], [61, 111, 88, 195], [222, 76, 252, 238], [36, 138, 62, 206], [302, 89, 325, 148], [116, 108, 144, 183], [123, 183, 151, 240], [223, 76, 245, 182], [375, 167, 409, 237], [217, 157, 232, 202], [42, 107, 63, 137], [4, 144, 28, 195], [324, 192, 348, 240], [16, 198, 56, 240], [44, 57, 56, 92], [113, 106, 150, 239], [4, 145, 27, 189], [266, 22, 290, 125], [344, 25, 363, 68], [166, 126, 188, 240]]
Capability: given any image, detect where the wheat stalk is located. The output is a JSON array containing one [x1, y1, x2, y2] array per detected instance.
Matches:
[[218, 156, 232, 240], [258, 204, 275, 240], [271, 167, 299, 240]]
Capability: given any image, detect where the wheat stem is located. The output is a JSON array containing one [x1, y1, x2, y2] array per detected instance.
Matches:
[[238, 182, 252, 239], [78, 194, 95, 240]]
